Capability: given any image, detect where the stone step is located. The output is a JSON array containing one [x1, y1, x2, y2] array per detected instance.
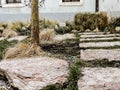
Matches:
[[79, 41, 120, 48], [0, 36, 27, 42], [0, 37, 4, 41], [80, 49, 120, 61], [78, 68, 120, 90], [79, 32, 104, 35], [80, 37, 120, 42], [53, 34, 75, 41], [81, 34, 120, 38], [7, 36, 28, 42]]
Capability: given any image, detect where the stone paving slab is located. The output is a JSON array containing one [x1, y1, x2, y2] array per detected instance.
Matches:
[[79, 32, 104, 35], [7, 36, 28, 42], [80, 37, 120, 42], [81, 34, 120, 38], [0, 37, 4, 41], [53, 34, 75, 41], [0, 36, 27, 42], [78, 68, 120, 90], [0, 57, 69, 90], [79, 41, 120, 48], [80, 49, 120, 61]]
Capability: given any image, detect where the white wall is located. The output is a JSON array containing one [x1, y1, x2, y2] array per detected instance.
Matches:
[[0, 0, 120, 22], [0, 0, 95, 13], [99, 0, 120, 17], [40, 0, 95, 13]]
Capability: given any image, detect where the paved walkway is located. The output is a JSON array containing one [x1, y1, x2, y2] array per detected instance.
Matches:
[[79, 32, 120, 61], [78, 32, 120, 90]]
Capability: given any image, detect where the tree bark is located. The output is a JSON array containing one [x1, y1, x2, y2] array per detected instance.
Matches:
[[31, 0, 39, 45]]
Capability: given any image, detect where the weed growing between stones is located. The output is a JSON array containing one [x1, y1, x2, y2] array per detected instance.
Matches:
[[43, 57, 120, 90], [43, 58, 83, 90]]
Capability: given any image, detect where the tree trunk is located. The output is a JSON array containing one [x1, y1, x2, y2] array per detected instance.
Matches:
[[31, 0, 39, 45]]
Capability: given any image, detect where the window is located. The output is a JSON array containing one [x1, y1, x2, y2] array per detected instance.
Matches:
[[62, 0, 80, 2], [1, 0, 24, 7], [6, 0, 21, 3], [59, 0, 83, 5]]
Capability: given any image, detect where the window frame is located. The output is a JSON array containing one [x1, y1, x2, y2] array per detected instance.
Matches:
[[59, 0, 83, 6], [2, 0, 25, 8], [6, 0, 21, 4]]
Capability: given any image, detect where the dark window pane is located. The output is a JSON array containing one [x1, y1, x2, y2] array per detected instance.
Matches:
[[62, 0, 80, 2], [6, 0, 21, 3]]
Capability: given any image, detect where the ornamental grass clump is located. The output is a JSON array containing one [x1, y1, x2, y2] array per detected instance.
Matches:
[[3, 42, 43, 59], [74, 12, 108, 32]]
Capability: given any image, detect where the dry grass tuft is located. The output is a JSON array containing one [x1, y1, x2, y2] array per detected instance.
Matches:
[[2, 29, 18, 39], [39, 29, 55, 43], [3, 42, 44, 59]]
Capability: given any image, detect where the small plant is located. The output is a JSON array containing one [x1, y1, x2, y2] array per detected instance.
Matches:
[[40, 19, 58, 29], [11, 22, 31, 35], [43, 61, 82, 90], [104, 17, 120, 33], [0, 23, 8, 29], [43, 84, 61, 90], [65, 64, 82, 90], [55, 26, 72, 34], [0, 40, 17, 60]]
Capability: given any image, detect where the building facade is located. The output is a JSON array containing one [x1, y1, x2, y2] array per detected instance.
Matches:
[[0, 0, 120, 22]]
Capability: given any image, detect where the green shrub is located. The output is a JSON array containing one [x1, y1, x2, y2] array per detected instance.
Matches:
[[39, 19, 58, 29], [43, 84, 61, 90], [0, 40, 17, 60], [55, 26, 72, 34], [74, 12, 108, 31], [111, 17, 120, 26], [0, 23, 8, 33], [11, 22, 31, 35], [104, 17, 120, 33], [0, 23, 8, 29], [55, 21, 74, 34]]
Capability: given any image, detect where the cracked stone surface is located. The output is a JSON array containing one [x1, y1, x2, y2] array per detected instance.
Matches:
[[79, 41, 120, 48], [78, 68, 120, 90], [80, 49, 120, 61], [0, 57, 69, 90]]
